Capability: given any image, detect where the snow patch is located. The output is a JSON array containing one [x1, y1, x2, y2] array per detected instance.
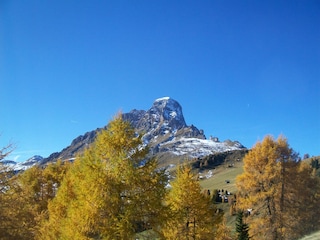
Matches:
[[170, 111, 177, 118], [160, 137, 243, 158], [155, 96, 170, 102], [1, 155, 44, 172]]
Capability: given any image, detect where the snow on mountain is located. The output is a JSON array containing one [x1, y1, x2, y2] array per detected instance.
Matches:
[[131, 97, 244, 159], [1, 155, 44, 172], [157, 137, 244, 158]]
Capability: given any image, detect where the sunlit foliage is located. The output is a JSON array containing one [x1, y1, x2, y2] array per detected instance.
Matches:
[[236, 135, 320, 240], [161, 165, 222, 239], [38, 115, 167, 239]]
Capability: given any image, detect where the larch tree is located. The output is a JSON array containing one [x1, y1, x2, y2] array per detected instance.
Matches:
[[0, 160, 70, 240], [37, 114, 168, 239], [161, 164, 222, 240], [288, 160, 320, 237], [236, 135, 319, 240]]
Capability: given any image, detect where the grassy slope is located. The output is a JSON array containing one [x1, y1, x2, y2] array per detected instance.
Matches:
[[199, 156, 320, 235], [199, 160, 244, 194], [199, 159, 244, 230]]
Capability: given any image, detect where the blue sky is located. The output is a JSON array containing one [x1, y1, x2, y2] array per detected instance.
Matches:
[[1, 0, 319, 161]]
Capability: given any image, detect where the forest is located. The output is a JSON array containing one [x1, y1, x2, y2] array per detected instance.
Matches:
[[0, 116, 319, 240]]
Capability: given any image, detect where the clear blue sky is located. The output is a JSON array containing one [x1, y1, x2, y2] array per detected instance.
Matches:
[[1, 0, 319, 161]]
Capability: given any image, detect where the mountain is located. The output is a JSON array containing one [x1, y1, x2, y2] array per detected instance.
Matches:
[[41, 97, 245, 167], [43, 130, 98, 164], [1, 155, 44, 172]]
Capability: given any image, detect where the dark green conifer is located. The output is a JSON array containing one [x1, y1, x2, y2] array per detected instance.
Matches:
[[235, 211, 250, 240]]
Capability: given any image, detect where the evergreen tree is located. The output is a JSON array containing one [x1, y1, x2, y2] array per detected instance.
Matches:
[[310, 158, 320, 177], [235, 211, 250, 240], [213, 189, 221, 203], [311, 158, 319, 169]]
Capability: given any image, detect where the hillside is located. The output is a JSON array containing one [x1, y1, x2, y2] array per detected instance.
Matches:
[[198, 151, 246, 229], [197, 153, 320, 232]]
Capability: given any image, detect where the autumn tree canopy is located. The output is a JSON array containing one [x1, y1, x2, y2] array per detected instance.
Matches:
[[236, 135, 320, 240], [38, 115, 168, 239], [161, 164, 222, 240]]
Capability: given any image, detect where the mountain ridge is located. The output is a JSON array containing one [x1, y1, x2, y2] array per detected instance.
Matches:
[[7, 97, 246, 169]]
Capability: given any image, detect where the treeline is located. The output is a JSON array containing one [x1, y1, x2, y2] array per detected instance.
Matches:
[[0, 117, 319, 240]]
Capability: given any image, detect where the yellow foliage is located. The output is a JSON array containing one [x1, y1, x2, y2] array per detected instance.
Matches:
[[236, 135, 320, 240], [161, 164, 222, 240], [37, 115, 168, 239], [0, 160, 69, 239]]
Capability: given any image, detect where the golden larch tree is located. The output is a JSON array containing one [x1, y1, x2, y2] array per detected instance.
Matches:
[[37, 114, 167, 239], [161, 164, 222, 240], [236, 135, 319, 240]]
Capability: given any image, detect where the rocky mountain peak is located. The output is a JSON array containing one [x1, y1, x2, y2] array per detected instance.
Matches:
[[150, 97, 186, 128], [41, 97, 244, 167], [122, 97, 193, 143], [140, 97, 186, 135]]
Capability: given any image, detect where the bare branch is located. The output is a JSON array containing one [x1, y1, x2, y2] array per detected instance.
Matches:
[[0, 143, 15, 161]]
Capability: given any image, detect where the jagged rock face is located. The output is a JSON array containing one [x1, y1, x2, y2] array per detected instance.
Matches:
[[122, 109, 146, 128], [146, 97, 186, 130], [123, 97, 205, 146], [124, 97, 186, 133], [176, 125, 205, 139], [44, 129, 99, 164], [142, 98, 186, 138]]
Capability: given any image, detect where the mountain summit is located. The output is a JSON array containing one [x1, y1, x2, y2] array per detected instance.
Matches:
[[42, 97, 244, 166], [122, 97, 205, 145], [149, 97, 186, 128], [123, 97, 186, 132]]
